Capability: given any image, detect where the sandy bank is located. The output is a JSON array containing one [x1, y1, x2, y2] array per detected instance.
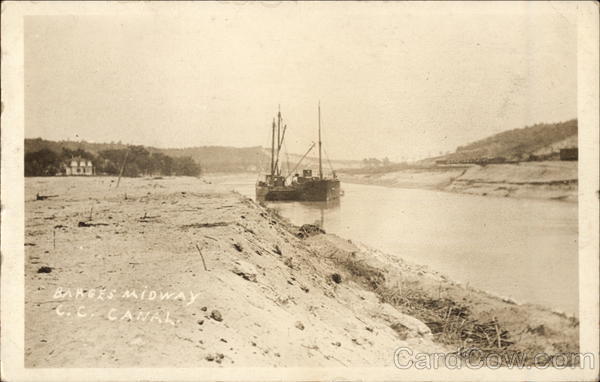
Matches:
[[340, 161, 577, 202], [25, 177, 578, 367]]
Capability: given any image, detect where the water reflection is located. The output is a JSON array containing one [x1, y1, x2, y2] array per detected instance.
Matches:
[[262, 199, 341, 229]]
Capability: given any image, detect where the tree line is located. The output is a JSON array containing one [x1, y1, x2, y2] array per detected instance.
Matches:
[[361, 157, 391, 168], [25, 146, 201, 177]]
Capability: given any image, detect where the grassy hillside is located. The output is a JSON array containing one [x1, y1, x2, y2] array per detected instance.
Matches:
[[437, 119, 577, 163], [25, 138, 128, 156]]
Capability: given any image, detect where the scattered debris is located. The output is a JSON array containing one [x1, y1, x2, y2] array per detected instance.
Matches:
[[181, 222, 231, 229], [380, 287, 512, 350], [527, 324, 547, 336], [201, 306, 208, 312], [77, 221, 108, 227], [284, 257, 294, 269], [35, 193, 58, 201], [332, 341, 341, 347], [195, 243, 209, 271], [205, 352, 225, 363], [331, 273, 342, 284], [273, 245, 282, 255], [233, 243, 243, 252], [206, 353, 225, 363], [237, 223, 255, 234], [232, 261, 257, 282], [138, 212, 161, 222], [210, 310, 223, 322], [197, 320, 204, 326], [295, 321, 305, 330], [336, 255, 385, 289], [296, 224, 325, 238], [37, 266, 53, 274]]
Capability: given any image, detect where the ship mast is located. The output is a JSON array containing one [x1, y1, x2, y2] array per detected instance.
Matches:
[[270, 119, 276, 176], [277, 106, 282, 176], [318, 102, 323, 180]]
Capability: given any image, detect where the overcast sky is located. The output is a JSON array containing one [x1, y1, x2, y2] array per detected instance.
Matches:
[[24, 2, 577, 161]]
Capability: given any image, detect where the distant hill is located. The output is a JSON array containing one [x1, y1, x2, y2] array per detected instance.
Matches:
[[428, 119, 577, 164], [24, 138, 270, 173], [24, 138, 361, 173], [160, 146, 269, 173]]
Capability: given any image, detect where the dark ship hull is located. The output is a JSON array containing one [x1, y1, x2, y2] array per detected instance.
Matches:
[[256, 178, 340, 202], [297, 178, 341, 201], [255, 184, 298, 201]]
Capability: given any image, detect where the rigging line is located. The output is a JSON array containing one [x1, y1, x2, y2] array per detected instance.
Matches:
[[285, 142, 315, 181], [283, 139, 291, 175], [323, 146, 336, 175], [273, 123, 287, 174]]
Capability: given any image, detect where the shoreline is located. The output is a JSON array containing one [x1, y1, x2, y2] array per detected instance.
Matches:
[[338, 161, 578, 203], [25, 176, 578, 367]]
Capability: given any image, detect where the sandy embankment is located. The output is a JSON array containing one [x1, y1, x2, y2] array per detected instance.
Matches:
[[25, 177, 578, 368], [339, 161, 578, 202]]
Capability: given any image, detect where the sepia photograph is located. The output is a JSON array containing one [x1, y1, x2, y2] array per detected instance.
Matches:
[[1, 1, 598, 381]]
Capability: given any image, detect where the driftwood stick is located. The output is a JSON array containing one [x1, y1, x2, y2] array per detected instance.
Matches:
[[116, 147, 130, 188], [195, 243, 208, 271], [34, 300, 68, 305], [494, 320, 502, 348], [53, 228, 56, 250]]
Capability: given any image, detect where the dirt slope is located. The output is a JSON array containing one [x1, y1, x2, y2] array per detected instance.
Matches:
[[25, 177, 443, 367], [25, 176, 578, 368]]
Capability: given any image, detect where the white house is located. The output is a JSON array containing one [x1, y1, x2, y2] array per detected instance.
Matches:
[[64, 157, 94, 176]]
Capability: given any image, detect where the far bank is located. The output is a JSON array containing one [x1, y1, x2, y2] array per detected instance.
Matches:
[[338, 161, 577, 203]]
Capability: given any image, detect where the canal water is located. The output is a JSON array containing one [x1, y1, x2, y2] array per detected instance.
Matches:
[[211, 174, 579, 316]]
